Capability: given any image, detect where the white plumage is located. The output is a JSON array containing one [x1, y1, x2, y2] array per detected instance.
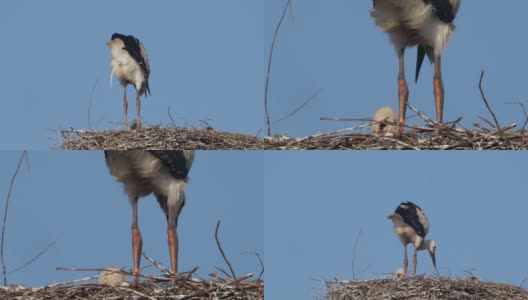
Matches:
[[107, 33, 151, 130], [371, 0, 461, 134], [372, 106, 398, 135], [387, 201, 438, 277], [105, 150, 194, 285]]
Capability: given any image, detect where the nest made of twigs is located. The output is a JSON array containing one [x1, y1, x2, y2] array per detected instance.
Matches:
[[324, 277, 528, 300], [0, 276, 263, 300], [264, 128, 528, 150], [57, 126, 263, 150]]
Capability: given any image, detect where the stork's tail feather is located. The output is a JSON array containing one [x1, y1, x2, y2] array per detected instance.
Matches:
[[145, 81, 151, 97], [415, 44, 426, 83], [110, 65, 118, 88]]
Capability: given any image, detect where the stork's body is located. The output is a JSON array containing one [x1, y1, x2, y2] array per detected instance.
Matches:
[[371, 0, 461, 134], [107, 33, 151, 130], [387, 201, 437, 276], [105, 150, 194, 285]]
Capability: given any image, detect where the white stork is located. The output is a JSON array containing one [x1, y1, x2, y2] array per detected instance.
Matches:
[[107, 33, 151, 130], [387, 201, 438, 277], [371, 0, 461, 134], [104, 150, 195, 285]]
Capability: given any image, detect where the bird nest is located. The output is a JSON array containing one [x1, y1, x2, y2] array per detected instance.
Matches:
[[264, 100, 528, 150], [264, 127, 528, 150], [324, 277, 528, 300], [57, 126, 264, 150], [0, 275, 263, 300]]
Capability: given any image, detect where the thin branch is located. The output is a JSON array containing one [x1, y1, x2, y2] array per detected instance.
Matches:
[[478, 71, 501, 133], [215, 220, 236, 280], [264, 0, 293, 136], [87, 79, 98, 130], [142, 251, 172, 276], [167, 106, 177, 127], [1, 151, 29, 286], [506, 101, 528, 133], [271, 89, 322, 127], [241, 251, 264, 282], [8, 239, 56, 274], [351, 229, 362, 280]]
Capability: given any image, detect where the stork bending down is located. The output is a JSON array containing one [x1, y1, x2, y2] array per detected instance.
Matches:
[[107, 33, 151, 130], [105, 150, 194, 285], [387, 201, 438, 276], [371, 0, 461, 134]]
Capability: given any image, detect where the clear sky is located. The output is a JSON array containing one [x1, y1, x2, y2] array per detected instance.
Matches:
[[264, 151, 528, 299], [0, 1, 263, 149], [0, 151, 263, 287], [265, 0, 528, 137]]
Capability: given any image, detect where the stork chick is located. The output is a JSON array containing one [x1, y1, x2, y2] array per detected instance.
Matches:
[[105, 150, 194, 285], [107, 33, 151, 130], [372, 106, 398, 135], [387, 201, 438, 277], [371, 0, 461, 134]]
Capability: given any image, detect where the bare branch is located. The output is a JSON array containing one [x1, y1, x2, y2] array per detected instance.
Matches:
[[264, 0, 293, 136], [478, 71, 502, 134], [87, 79, 98, 130], [167, 106, 177, 127], [8, 239, 56, 275], [271, 89, 322, 127], [215, 220, 236, 280], [142, 251, 172, 276], [506, 101, 528, 133], [1, 151, 29, 286], [241, 251, 264, 282], [351, 229, 362, 280]]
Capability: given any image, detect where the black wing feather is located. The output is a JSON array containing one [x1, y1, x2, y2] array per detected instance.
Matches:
[[395, 201, 426, 237], [149, 151, 192, 180], [423, 0, 457, 23]]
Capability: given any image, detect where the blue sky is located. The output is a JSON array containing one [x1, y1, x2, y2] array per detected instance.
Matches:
[[265, 151, 528, 299], [0, 151, 263, 287], [265, 0, 528, 137], [0, 1, 263, 149], [2, 1, 527, 148]]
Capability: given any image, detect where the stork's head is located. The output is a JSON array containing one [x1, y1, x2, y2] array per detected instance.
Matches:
[[424, 239, 438, 275]]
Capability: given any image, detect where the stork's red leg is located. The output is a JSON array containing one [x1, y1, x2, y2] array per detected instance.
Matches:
[[136, 92, 141, 130], [131, 198, 143, 285], [167, 227, 178, 282], [433, 55, 444, 132], [412, 249, 418, 276], [403, 245, 408, 277], [123, 87, 129, 130], [167, 192, 185, 285], [398, 50, 409, 135]]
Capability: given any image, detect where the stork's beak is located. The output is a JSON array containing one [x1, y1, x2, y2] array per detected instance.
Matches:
[[429, 250, 439, 276]]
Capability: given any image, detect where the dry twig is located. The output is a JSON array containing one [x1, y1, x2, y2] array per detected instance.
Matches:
[[264, 0, 293, 136], [215, 221, 237, 280], [1, 151, 29, 286], [479, 71, 502, 134]]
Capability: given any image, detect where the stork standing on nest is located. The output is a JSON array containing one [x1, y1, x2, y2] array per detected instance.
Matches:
[[371, 0, 461, 134], [107, 33, 151, 130], [105, 150, 194, 285], [387, 201, 438, 276]]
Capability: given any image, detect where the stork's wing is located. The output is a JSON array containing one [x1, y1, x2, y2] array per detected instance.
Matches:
[[423, 0, 460, 23], [111, 33, 150, 79], [395, 202, 427, 237], [149, 151, 195, 180]]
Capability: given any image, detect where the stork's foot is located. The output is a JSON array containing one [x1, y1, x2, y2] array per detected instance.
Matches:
[[132, 272, 141, 286]]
